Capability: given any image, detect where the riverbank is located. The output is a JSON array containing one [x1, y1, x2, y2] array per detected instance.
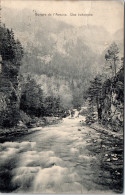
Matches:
[[0, 117, 62, 142], [80, 118, 123, 139], [90, 123, 123, 139]]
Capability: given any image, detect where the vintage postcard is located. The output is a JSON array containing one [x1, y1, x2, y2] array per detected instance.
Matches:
[[0, 0, 124, 193]]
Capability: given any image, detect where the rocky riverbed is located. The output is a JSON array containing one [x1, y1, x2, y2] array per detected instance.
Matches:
[[0, 116, 123, 193]]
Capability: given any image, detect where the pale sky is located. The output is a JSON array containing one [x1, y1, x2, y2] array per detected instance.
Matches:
[[1, 0, 124, 34]]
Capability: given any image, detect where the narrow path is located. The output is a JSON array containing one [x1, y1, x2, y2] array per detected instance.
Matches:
[[0, 116, 123, 193]]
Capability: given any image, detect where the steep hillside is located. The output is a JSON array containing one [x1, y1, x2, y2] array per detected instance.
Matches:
[[1, 6, 123, 109]]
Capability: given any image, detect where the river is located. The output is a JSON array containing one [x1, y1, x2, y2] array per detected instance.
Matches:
[[0, 115, 123, 193]]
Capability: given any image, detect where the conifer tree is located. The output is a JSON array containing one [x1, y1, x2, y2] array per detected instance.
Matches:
[[105, 42, 119, 77]]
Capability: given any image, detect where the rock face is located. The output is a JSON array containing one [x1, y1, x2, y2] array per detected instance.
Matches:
[[101, 67, 124, 131]]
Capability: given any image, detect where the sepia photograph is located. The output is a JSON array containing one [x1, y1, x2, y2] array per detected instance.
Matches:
[[0, 0, 124, 193]]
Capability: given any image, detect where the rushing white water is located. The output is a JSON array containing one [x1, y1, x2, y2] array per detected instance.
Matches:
[[0, 113, 120, 193]]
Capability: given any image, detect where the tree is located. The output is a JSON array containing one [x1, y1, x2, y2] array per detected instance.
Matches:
[[0, 25, 23, 64], [20, 76, 44, 117], [105, 42, 119, 77], [87, 75, 103, 121], [0, 25, 24, 127], [43, 96, 62, 116], [85, 104, 96, 125]]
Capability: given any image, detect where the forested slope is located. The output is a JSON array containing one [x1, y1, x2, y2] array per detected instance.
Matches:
[[86, 43, 124, 132]]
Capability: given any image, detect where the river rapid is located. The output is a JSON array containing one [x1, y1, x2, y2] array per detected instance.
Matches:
[[0, 115, 123, 193]]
